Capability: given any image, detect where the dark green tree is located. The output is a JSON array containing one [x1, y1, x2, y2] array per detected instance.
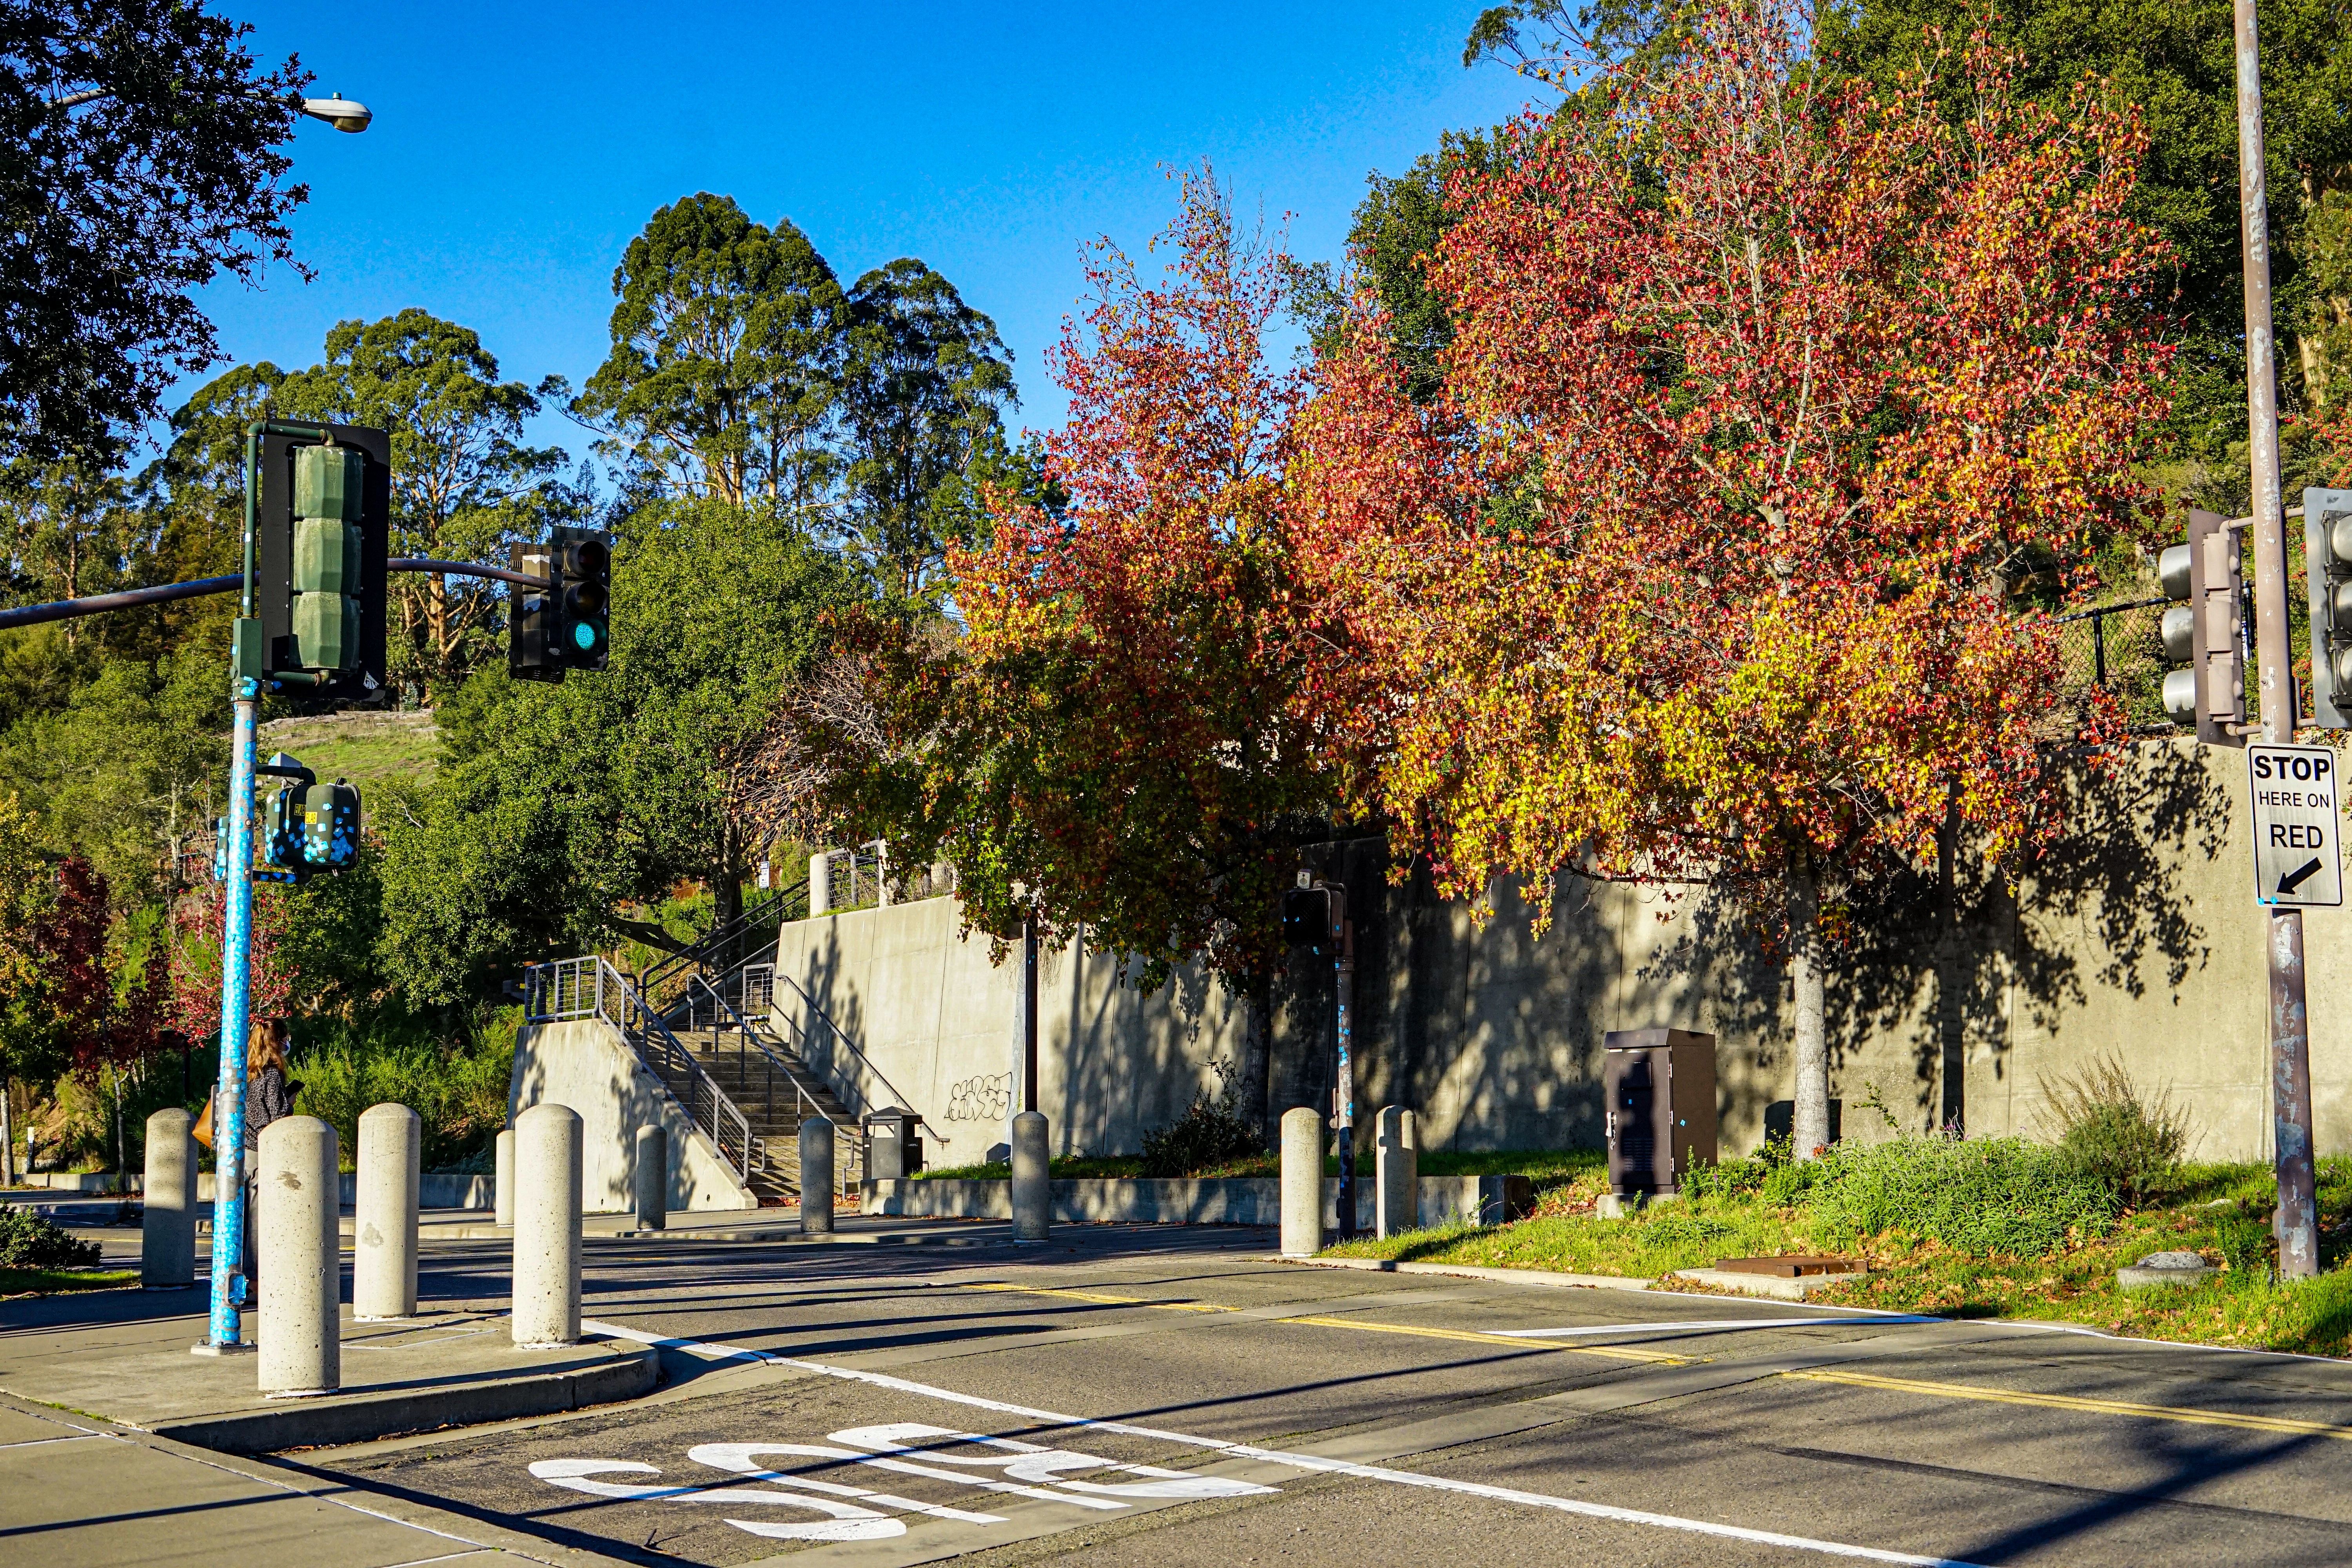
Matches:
[[375, 499, 869, 1000], [0, 0, 311, 465], [1814, 0, 2352, 455], [839, 260, 1018, 600], [575, 194, 850, 508]]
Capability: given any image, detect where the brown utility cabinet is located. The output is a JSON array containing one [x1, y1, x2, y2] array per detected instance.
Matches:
[[1603, 1029, 1719, 1196]]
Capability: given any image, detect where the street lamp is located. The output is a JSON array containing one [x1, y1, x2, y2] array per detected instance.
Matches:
[[52, 87, 374, 132]]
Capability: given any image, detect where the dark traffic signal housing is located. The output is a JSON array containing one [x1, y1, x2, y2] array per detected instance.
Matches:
[[508, 538, 560, 682], [2159, 507, 2248, 748], [554, 525, 612, 671], [508, 527, 612, 682], [253, 424, 389, 701], [2305, 488, 2352, 729]]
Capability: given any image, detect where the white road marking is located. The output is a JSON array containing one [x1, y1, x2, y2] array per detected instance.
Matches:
[[584, 1318, 1989, 1566], [1490, 1316, 1935, 1338]]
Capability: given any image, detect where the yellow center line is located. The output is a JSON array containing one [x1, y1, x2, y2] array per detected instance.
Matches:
[[1784, 1367, 2352, 1440], [955, 1283, 1681, 1363]]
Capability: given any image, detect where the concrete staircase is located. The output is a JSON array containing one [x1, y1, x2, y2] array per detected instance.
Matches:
[[662, 1008, 860, 1206]]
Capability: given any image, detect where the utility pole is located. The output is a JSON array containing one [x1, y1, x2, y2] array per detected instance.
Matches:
[[2232, 0, 2320, 1278]]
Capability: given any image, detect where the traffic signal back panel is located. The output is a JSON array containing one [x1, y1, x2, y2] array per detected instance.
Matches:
[[255, 425, 389, 701]]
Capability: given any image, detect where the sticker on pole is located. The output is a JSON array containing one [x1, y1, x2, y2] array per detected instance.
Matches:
[[2248, 743, 2343, 907]]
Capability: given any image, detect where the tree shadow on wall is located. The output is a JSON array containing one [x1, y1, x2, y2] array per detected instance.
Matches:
[[1636, 739, 2226, 1134]]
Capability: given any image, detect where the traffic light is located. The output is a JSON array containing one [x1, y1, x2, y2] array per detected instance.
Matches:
[[256, 753, 362, 882], [507, 539, 561, 682], [1283, 872, 1339, 956], [552, 525, 612, 671], [2158, 507, 2247, 748], [254, 424, 389, 700], [2305, 488, 2352, 729]]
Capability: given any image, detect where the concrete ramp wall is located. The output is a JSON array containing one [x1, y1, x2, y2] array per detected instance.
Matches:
[[510, 1018, 758, 1213]]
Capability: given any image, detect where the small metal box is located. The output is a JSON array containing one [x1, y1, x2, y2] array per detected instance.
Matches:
[[1603, 1029, 1719, 1197]]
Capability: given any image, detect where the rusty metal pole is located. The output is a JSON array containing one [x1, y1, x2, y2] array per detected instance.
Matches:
[[2234, 0, 2319, 1278]]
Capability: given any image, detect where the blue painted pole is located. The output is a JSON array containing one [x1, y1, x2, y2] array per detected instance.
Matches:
[[203, 686, 259, 1349]]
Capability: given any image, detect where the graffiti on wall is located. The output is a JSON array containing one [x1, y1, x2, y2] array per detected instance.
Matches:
[[946, 1071, 1014, 1123]]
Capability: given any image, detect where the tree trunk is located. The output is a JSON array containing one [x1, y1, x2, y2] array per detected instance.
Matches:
[[1789, 866, 1831, 1161], [1933, 788, 1966, 1134], [1, 1081, 14, 1187], [1234, 971, 1275, 1150], [713, 820, 744, 933]]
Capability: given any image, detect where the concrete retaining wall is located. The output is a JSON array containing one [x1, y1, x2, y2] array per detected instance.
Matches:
[[864, 1174, 1532, 1229], [777, 894, 1245, 1171], [185, 1172, 494, 1208], [510, 1018, 758, 1213], [782, 741, 2352, 1165]]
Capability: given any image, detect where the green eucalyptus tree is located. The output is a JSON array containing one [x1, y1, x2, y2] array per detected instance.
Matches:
[[575, 194, 849, 508], [839, 260, 1018, 601]]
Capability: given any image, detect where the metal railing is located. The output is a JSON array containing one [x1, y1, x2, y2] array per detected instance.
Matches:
[[681, 974, 860, 1196], [762, 965, 925, 1131], [639, 879, 808, 1011], [525, 955, 757, 1183]]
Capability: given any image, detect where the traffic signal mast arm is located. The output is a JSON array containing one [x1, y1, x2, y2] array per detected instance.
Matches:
[[0, 557, 554, 633]]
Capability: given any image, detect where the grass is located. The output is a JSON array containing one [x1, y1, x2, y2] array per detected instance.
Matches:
[[0, 1267, 137, 1296], [1325, 1154, 2352, 1359], [255, 710, 438, 789], [912, 1147, 1606, 1184]]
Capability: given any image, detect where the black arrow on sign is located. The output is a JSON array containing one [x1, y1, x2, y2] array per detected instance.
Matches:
[[2280, 857, 2324, 896]]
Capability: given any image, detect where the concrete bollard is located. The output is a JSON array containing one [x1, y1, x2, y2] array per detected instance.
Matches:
[[494, 1127, 515, 1228], [800, 1118, 835, 1234], [1281, 1107, 1323, 1258], [1376, 1105, 1418, 1240], [257, 1115, 340, 1396], [355, 1103, 421, 1321], [633, 1123, 666, 1231], [512, 1103, 581, 1347], [142, 1107, 196, 1288], [1010, 1110, 1050, 1242]]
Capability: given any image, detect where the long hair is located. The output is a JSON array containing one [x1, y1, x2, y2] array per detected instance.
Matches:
[[247, 1018, 290, 1080]]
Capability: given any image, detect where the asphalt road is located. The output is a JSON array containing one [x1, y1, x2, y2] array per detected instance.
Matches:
[[237, 1221, 2352, 1568]]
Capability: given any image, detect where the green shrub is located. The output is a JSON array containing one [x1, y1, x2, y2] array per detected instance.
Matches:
[[1679, 1156, 1768, 1203], [0, 1207, 102, 1270], [294, 1031, 514, 1171], [2038, 1054, 2191, 1205], [1762, 1156, 1828, 1208], [1139, 1074, 1261, 1178], [1808, 1135, 2116, 1258]]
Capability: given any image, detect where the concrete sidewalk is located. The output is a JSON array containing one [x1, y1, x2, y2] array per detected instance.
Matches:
[[0, 1291, 654, 1454], [0, 1391, 610, 1566]]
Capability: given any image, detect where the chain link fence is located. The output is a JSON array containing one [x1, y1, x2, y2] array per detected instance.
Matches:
[[2054, 597, 2172, 732]]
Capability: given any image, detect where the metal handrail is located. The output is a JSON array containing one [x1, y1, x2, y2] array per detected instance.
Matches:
[[639, 880, 807, 1005], [684, 974, 861, 1196], [525, 956, 758, 1183], [763, 965, 925, 1127]]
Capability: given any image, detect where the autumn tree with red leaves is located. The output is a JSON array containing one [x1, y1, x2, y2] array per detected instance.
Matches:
[[1291, 0, 2176, 1153], [846, 169, 1342, 1140]]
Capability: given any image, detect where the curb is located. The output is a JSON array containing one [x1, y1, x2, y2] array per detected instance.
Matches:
[[1668, 1267, 1870, 1301], [145, 1341, 658, 1455], [1276, 1254, 1659, 1293]]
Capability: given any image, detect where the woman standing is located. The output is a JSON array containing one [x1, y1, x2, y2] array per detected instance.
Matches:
[[217, 1019, 294, 1298]]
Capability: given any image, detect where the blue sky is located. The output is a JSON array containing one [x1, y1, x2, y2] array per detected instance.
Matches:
[[182, 2, 1539, 468]]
